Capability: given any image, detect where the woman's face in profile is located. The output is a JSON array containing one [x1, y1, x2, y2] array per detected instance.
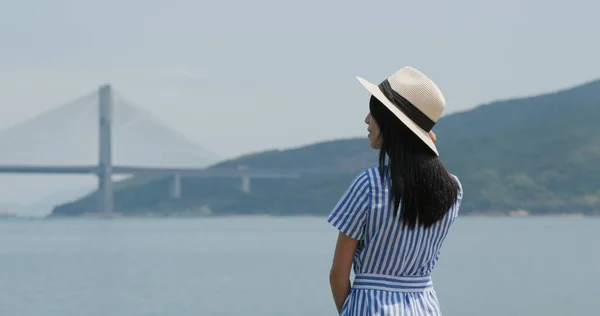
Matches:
[[365, 112, 382, 149]]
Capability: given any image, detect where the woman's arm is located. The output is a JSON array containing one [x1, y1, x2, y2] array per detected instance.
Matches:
[[329, 232, 359, 314]]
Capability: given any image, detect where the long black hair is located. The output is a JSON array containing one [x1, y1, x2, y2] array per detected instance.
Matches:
[[369, 95, 460, 229]]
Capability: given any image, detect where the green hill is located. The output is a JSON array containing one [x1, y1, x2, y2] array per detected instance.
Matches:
[[51, 79, 600, 217]]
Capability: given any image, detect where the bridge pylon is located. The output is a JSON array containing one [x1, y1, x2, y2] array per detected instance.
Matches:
[[97, 84, 114, 213]]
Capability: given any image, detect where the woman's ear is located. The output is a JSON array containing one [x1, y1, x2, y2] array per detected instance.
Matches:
[[429, 131, 437, 143]]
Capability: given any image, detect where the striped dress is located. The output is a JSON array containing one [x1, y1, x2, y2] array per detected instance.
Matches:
[[327, 167, 463, 315]]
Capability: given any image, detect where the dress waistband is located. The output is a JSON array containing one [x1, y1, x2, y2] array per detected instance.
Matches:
[[353, 273, 434, 292]]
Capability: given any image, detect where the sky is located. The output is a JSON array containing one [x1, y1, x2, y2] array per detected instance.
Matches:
[[1, 0, 599, 160]]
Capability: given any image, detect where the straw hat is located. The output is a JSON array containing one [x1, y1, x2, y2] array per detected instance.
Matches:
[[356, 66, 446, 156]]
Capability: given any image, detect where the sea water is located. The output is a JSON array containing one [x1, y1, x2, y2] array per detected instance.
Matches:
[[0, 216, 598, 315]]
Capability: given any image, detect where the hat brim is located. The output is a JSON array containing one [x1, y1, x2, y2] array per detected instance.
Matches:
[[356, 76, 439, 156]]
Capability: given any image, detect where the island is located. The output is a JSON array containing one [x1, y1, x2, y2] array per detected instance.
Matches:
[[51, 78, 600, 217]]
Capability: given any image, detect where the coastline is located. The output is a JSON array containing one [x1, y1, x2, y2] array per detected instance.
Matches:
[[39, 210, 599, 219]]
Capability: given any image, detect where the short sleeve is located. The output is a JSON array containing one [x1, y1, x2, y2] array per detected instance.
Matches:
[[327, 170, 371, 240]]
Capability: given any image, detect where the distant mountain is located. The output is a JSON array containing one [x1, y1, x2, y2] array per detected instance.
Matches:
[[0, 87, 219, 213], [51, 79, 600, 217]]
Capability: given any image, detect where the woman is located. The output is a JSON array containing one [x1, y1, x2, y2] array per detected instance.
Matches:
[[327, 66, 463, 315]]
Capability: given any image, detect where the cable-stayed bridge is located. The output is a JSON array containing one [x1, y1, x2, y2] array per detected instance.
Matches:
[[0, 85, 300, 214]]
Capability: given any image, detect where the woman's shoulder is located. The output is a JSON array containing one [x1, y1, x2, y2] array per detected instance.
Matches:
[[450, 173, 462, 191], [347, 167, 392, 195], [449, 173, 464, 204], [353, 167, 381, 185]]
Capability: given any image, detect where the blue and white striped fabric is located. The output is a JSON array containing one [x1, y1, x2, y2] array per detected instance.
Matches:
[[327, 167, 463, 315]]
